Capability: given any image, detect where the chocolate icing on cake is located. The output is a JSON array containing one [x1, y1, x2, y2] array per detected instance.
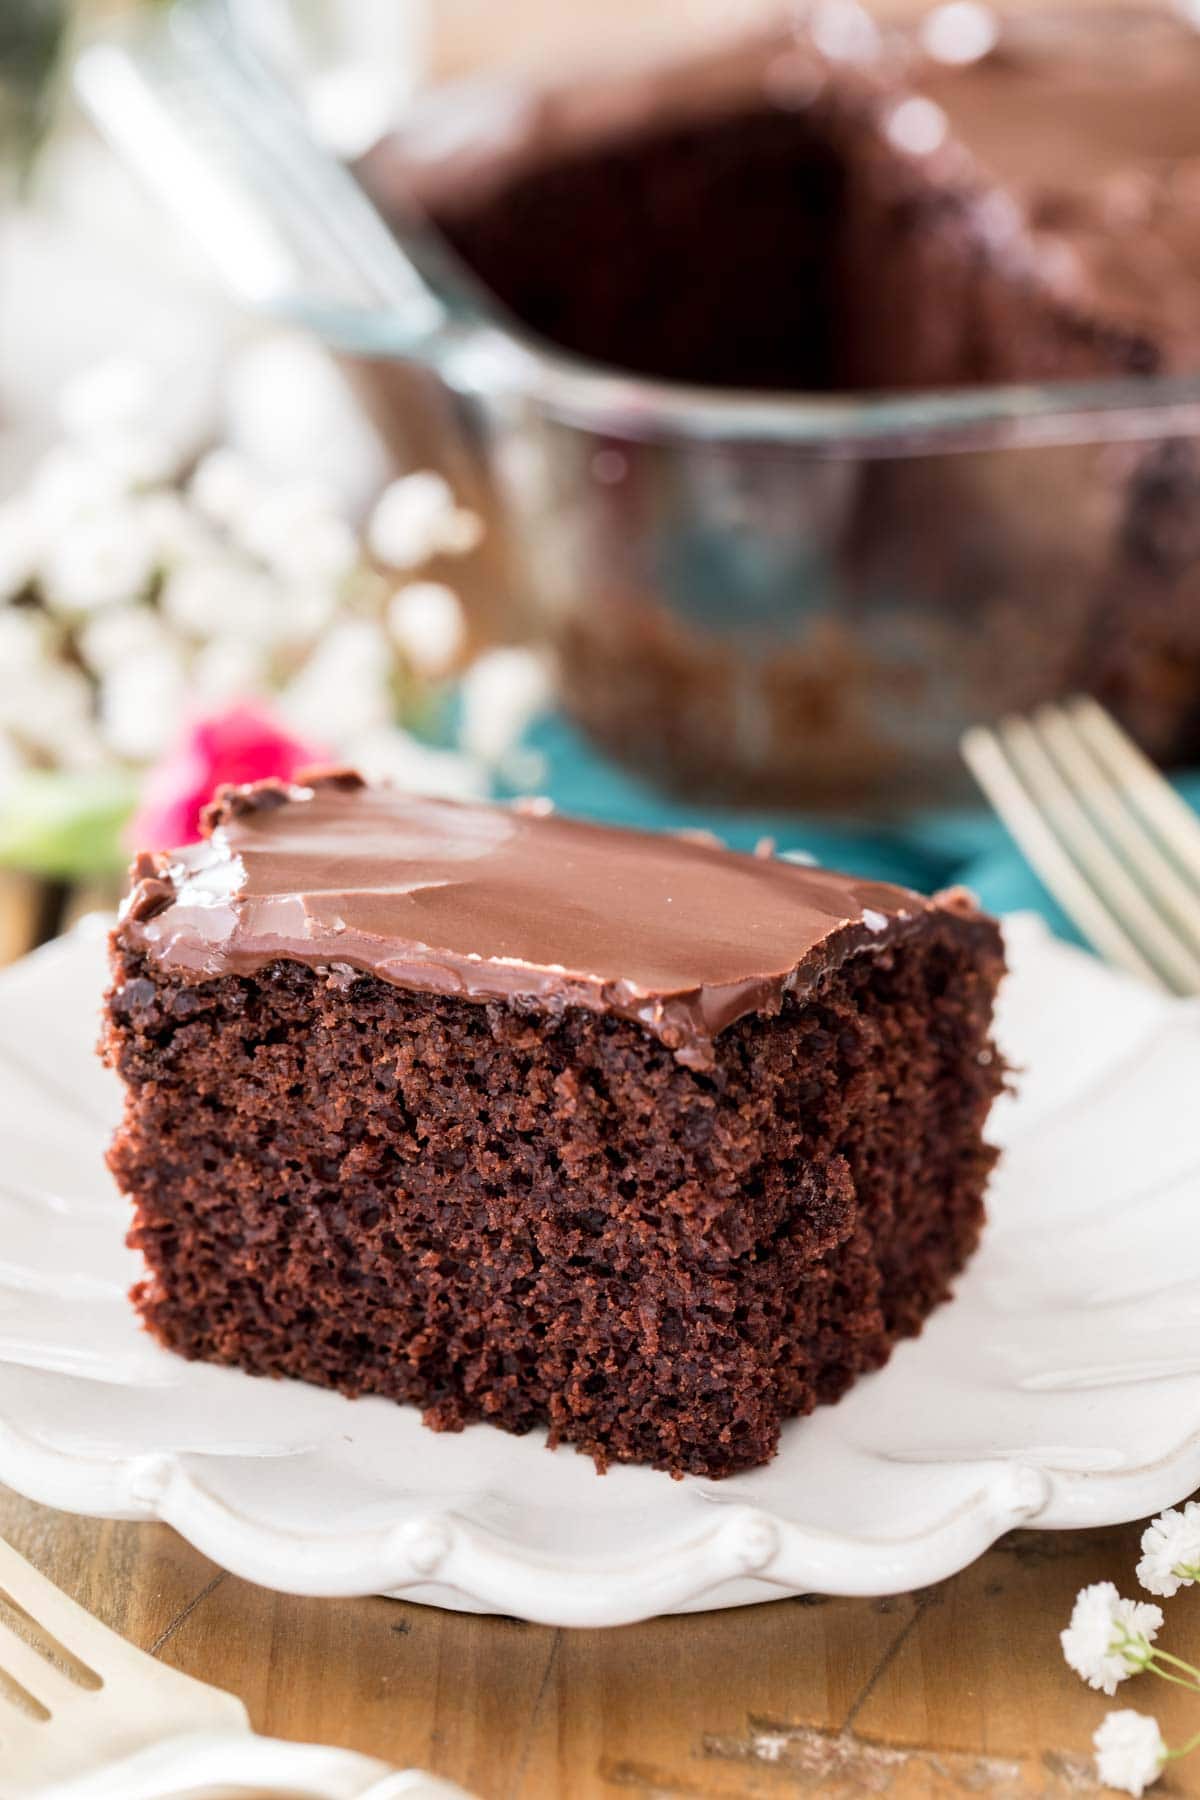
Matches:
[[119, 774, 957, 1069]]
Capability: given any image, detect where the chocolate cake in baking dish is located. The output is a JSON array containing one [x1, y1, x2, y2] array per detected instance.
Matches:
[[359, 6, 1200, 803], [103, 772, 1005, 1477]]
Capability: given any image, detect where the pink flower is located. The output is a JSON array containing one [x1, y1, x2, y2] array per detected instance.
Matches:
[[130, 701, 326, 849]]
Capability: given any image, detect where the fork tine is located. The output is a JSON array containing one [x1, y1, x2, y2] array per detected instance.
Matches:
[[0, 1541, 130, 1682], [961, 723, 1166, 986], [1033, 704, 1200, 960], [1000, 713, 1200, 993], [1067, 696, 1200, 886], [0, 1612, 80, 1715]]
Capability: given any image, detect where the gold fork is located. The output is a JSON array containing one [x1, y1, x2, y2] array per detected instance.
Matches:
[[0, 1536, 470, 1800], [962, 695, 1200, 994]]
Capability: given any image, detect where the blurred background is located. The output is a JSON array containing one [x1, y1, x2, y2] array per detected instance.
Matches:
[[2, 0, 1198, 950]]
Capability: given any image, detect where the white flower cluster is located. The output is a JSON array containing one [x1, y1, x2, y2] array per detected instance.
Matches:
[[1061, 1584, 1162, 1695], [1138, 1502, 1200, 1599], [0, 356, 546, 808], [1094, 1712, 1167, 1800], [1061, 1503, 1200, 1795]]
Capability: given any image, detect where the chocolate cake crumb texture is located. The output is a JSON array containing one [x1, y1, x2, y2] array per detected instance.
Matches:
[[103, 781, 1005, 1477]]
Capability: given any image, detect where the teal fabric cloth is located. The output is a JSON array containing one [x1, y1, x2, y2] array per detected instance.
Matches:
[[501, 714, 1200, 946]]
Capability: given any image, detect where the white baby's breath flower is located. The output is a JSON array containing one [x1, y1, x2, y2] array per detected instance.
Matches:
[[344, 724, 487, 799], [459, 646, 551, 764], [0, 501, 38, 601], [89, 429, 179, 491], [190, 636, 270, 703], [367, 471, 480, 569], [279, 620, 393, 744], [77, 604, 168, 674], [434, 505, 483, 557], [1062, 1584, 1163, 1695], [1094, 1710, 1166, 1797], [55, 358, 177, 491], [98, 646, 187, 762], [278, 583, 341, 646], [27, 445, 124, 530], [282, 584, 342, 646], [368, 471, 452, 566], [271, 512, 358, 588], [387, 580, 466, 677], [134, 491, 218, 567], [0, 661, 93, 759], [0, 618, 65, 768], [52, 717, 108, 773], [160, 559, 282, 645], [1138, 1503, 1200, 1598], [236, 481, 357, 586], [188, 448, 263, 531], [58, 356, 153, 442], [40, 506, 159, 613]]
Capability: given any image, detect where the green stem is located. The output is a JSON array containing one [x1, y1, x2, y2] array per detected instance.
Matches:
[[1165, 1727, 1200, 1764], [1144, 1664, 1200, 1695], [1148, 1646, 1200, 1686]]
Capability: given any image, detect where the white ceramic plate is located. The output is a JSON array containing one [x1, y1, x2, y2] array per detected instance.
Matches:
[[0, 914, 1196, 1627]]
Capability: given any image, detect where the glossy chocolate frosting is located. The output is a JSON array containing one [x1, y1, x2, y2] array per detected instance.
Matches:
[[116, 773, 973, 1069]]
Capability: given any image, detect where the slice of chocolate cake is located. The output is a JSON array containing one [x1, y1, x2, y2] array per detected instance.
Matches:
[[102, 773, 1005, 1478]]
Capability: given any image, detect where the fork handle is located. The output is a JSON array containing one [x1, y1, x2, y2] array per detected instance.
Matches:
[[31, 1730, 473, 1800]]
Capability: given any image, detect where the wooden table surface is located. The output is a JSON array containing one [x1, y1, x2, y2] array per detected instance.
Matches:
[[5, 1, 1198, 1791]]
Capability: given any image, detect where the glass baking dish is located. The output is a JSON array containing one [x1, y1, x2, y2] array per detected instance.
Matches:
[[79, 1, 1200, 814]]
